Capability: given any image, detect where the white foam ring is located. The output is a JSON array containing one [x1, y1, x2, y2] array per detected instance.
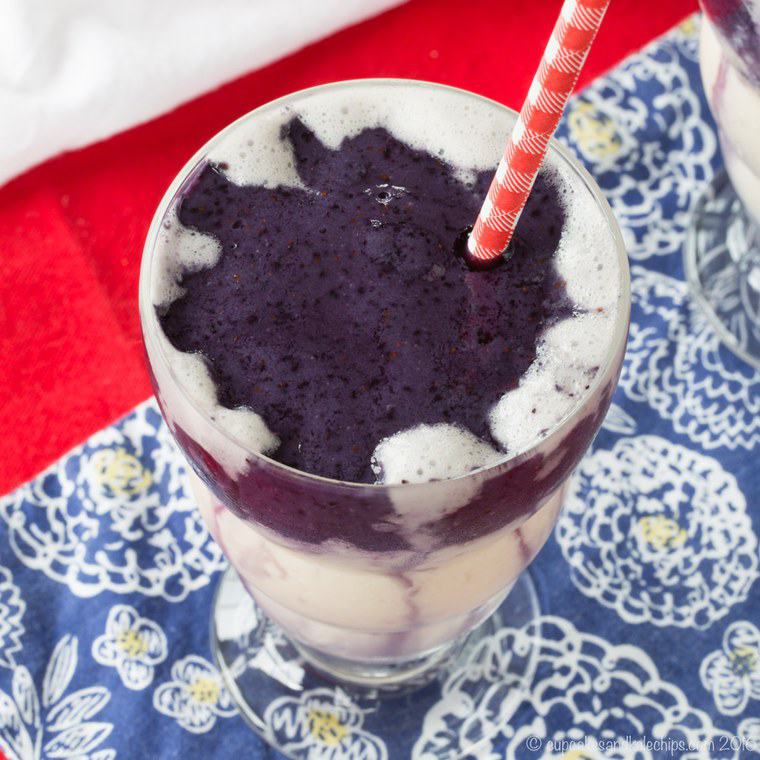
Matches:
[[152, 82, 621, 485], [155, 328, 279, 477], [372, 424, 503, 486], [487, 164, 618, 456], [152, 207, 279, 474], [206, 87, 512, 188], [152, 206, 223, 308], [370, 424, 505, 548]]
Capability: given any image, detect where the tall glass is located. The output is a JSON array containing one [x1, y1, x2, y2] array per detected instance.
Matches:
[[139, 80, 629, 740], [687, 2, 760, 367]]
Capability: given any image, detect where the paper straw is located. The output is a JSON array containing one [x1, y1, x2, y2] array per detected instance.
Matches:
[[467, 0, 612, 264]]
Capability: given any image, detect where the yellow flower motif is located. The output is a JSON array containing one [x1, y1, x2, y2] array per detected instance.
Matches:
[[188, 677, 222, 706], [90, 447, 152, 497], [154, 655, 235, 733], [678, 16, 698, 37], [638, 515, 687, 552], [729, 646, 758, 676], [117, 628, 148, 658], [701, 620, 760, 716], [92, 604, 168, 691], [567, 101, 622, 161], [307, 708, 349, 746], [265, 688, 384, 757]]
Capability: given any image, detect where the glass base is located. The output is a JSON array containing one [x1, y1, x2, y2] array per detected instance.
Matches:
[[685, 170, 760, 369], [211, 566, 540, 758], [290, 637, 470, 692]]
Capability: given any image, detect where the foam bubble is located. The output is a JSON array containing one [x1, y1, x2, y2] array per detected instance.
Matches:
[[489, 312, 609, 453], [550, 163, 618, 313], [154, 329, 279, 476], [208, 108, 304, 188], [150, 207, 278, 474], [372, 423, 503, 485], [152, 206, 222, 308], [372, 424, 503, 543]]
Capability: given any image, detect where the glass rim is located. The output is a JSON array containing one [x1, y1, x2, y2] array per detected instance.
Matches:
[[139, 77, 631, 492]]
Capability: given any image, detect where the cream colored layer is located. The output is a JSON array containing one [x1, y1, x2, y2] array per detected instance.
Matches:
[[190, 470, 562, 657]]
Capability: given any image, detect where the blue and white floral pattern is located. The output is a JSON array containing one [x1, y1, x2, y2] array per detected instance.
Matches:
[[556, 435, 757, 628], [153, 655, 235, 734], [0, 401, 226, 601], [559, 19, 715, 262], [0, 635, 113, 760], [621, 267, 760, 451], [700, 621, 760, 717], [0, 567, 24, 669], [264, 688, 387, 760], [415, 616, 736, 760], [92, 605, 167, 690], [738, 718, 760, 755]]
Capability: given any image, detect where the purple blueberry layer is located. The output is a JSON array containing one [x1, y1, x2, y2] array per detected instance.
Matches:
[[159, 118, 573, 483]]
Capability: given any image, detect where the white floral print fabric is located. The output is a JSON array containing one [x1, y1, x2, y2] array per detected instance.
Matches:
[[0, 635, 113, 760], [700, 621, 760, 717], [415, 616, 736, 760], [0, 567, 25, 669], [264, 688, 387, 759], [153, 655, 236, 734], [92, 605, 168, 690], [0, 402, 226, 600], [556, 435, 757, 628]]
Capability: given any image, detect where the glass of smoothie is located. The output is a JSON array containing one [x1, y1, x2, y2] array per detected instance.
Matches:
[[139, 80, 630, 751], [687, 1, 760, 368]]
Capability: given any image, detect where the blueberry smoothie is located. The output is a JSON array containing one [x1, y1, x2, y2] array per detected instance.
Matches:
[[141, 82, 628, 665], [159, 117, 573, 484]]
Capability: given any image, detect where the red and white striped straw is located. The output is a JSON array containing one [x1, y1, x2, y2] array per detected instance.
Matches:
[[468, 0, 611, 264]]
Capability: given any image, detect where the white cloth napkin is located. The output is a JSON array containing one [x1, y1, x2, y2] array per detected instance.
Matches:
[[0, 0, 403, 185]]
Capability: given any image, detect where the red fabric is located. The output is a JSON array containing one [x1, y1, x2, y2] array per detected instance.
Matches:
[[0, 0, 697, 493]]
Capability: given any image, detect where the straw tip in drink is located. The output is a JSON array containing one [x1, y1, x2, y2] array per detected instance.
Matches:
[[455, 227, 511, 271]]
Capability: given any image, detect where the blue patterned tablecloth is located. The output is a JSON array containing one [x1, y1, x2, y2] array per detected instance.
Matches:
[[1, 17, 759, 760]]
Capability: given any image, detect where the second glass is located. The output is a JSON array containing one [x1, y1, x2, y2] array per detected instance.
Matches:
[[687, 2, 760, 368]]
